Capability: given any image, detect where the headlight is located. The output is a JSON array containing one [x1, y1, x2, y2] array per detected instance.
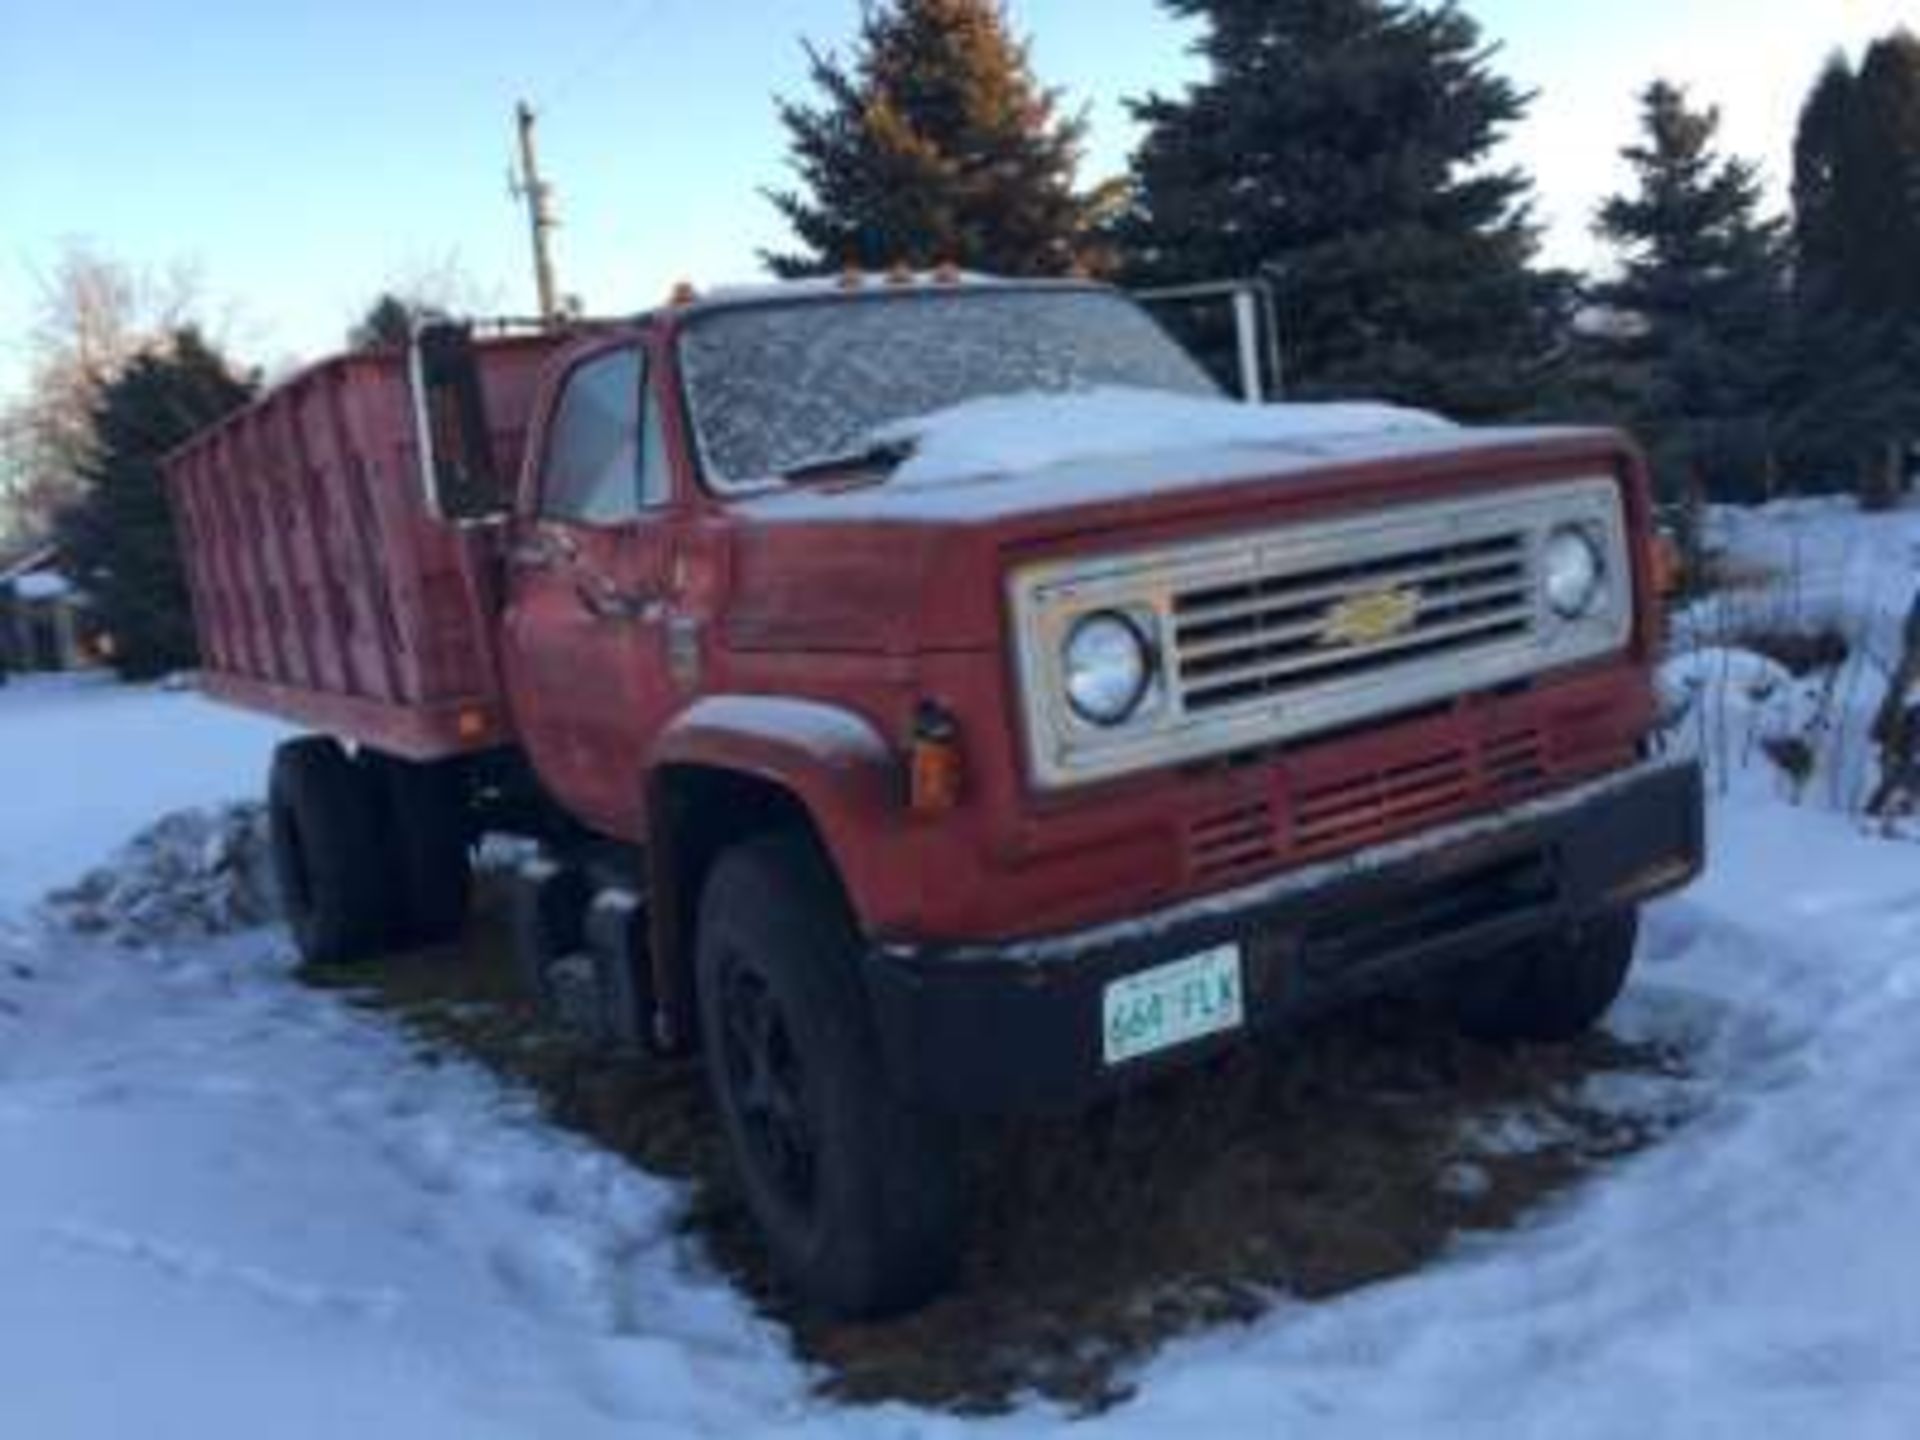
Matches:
[[1063, 611, 1154, 726], [1542, 525, 1605, 618]]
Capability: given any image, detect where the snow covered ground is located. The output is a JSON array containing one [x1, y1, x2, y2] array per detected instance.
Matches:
[[3, 492, 1919, 1438], [0, 673, 291, 913], [1664, 495, 1920, 817]]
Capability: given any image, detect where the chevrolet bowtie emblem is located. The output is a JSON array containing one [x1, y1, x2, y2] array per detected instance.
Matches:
[[1319, 587, 1421, 648]]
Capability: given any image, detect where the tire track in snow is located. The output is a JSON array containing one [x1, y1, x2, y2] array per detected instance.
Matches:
[[45, 1221, 405, 1321]]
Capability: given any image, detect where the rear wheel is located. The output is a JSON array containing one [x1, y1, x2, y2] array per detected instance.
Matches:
[[361, 751, 472, 949], [268, 737, 394, 966], [695, 830, 961, 1318], [1446, 907, 1640, 1043]]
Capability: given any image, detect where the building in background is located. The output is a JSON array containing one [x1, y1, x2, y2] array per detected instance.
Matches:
[[0, 544, 95, 675]]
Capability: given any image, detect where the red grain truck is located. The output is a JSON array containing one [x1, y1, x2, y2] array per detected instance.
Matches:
[[166, 277, 1703, 1316]]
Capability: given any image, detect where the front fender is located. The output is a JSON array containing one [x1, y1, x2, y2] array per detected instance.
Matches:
[[650, 695, 906, 929]]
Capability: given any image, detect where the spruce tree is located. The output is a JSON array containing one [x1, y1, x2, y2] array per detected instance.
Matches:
[[1849, 33, 1920, 327], [1119, 0, 1564, 419], [1590, 82, 1790, 502], [1788, 33, 1920, 500], [1792, 58, 1857, 298], [55, 329, 253, 680], [765, 0, 1106, 277]]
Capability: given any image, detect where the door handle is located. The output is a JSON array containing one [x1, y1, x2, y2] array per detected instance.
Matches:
[[508, 540, 554, 572], [575, 573, 658, 621], [509, 528, 580, 572]]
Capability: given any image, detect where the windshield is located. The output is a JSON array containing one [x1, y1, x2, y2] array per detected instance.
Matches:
[[677, 286, 1219, 490]]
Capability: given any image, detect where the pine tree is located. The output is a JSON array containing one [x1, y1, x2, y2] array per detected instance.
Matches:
[[1849, 33, 1920, 326], [1118, 0, 1564, 419], [55, 329, 253, 679], [1589, 82, 1790, 503], [1792, 57, 1856, 297], [764, 0, 1107, 277], [1788, 33, 1920, 501], [350, 294, 424, 350]]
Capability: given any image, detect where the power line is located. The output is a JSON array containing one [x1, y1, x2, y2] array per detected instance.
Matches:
[[530, 0, 660, 116], [501, 2, 665, 321]]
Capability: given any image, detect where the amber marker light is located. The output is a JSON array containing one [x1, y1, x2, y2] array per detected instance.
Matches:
[[909, 701, 964, 815], [1652, 532, 1683, 597]]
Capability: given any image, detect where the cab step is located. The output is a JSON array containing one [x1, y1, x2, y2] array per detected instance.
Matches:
[[508, 855, 655, 1053]]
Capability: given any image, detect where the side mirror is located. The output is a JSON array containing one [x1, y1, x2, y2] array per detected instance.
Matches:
[[408, 322, 507, 522]]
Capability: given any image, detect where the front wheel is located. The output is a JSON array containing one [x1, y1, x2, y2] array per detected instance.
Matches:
[[695, 830, 961, 1318], [1445, 908, 1640, 1043]]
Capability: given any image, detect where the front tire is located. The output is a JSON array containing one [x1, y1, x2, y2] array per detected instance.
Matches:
[[695, 830, 961, 1318], [1446, 907, 1640, 1043], [268, 737, 395, 966]]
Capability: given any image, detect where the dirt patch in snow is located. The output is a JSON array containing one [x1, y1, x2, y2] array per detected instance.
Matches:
[[305, 878, 1696, 1417]]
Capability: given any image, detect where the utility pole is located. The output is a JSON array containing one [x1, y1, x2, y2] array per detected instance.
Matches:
[[511, 100, 561, 325]]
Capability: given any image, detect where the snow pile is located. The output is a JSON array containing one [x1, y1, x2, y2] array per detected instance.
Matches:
[[46, 803, 277, 945], [872, 385, 1452, 486], [1685, 494, 1920, 676], [1667, 495, 1920, 814], [0, 673, 290, 911], [1657, 647, 1830, 802]]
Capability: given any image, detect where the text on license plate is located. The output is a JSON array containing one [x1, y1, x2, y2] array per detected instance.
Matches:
[[1101, 942, 1245, 1066]]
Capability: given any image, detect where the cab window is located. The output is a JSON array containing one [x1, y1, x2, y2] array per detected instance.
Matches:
[[540, 348, 643, 523]]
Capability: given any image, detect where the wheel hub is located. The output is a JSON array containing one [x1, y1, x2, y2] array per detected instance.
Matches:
[[720, 960, 817, 1214]]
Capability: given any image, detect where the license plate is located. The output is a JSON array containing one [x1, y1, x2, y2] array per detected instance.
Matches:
[[1101, 943, 1245, 1066]]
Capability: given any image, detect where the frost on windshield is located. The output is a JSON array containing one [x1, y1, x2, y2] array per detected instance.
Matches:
[[678, 288, 1219, 488]]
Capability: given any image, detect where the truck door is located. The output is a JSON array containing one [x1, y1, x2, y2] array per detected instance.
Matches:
[[501, 340, 677, 838]]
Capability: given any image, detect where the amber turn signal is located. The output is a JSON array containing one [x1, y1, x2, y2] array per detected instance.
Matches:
[[1652, 533, 1683, 597], [909, 702, 964, 814]]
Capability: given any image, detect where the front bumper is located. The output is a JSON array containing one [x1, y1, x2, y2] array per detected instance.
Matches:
[[866, 756, 1704, 1113]]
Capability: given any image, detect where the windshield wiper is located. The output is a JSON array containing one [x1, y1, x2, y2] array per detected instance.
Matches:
[[777, 437, 916, 486]]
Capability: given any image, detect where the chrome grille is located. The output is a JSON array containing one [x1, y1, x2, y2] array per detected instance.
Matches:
[[1172, 533, 1534, 712], [1009, 476, 1632, 789]]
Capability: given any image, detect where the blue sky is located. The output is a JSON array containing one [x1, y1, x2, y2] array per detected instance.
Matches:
[[2, 0, 1912, 394]]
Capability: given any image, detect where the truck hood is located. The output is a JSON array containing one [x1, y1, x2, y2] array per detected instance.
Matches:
[[720, 404, 1630, 655]]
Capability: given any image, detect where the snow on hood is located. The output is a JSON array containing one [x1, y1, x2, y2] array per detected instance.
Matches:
[[867, 385, 1455, 487]]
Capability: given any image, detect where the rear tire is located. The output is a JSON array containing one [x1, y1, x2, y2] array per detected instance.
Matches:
[[268, 737, 395, 966], [1446, 907, 1640, 1043], [695, 830, 961, 1319], [362, 751, 472, 949]]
